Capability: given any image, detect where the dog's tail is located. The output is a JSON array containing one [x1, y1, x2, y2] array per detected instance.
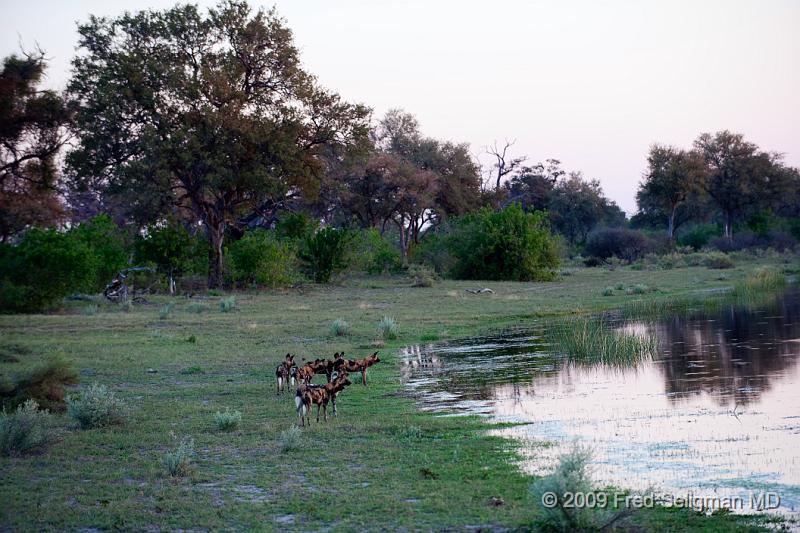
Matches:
[[295, 389, 307, 417]]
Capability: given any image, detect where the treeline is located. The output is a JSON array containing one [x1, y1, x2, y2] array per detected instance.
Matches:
[[1, 0, 799, 312]]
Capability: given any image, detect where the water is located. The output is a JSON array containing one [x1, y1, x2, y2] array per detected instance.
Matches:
[[400, 289, 800, 515]]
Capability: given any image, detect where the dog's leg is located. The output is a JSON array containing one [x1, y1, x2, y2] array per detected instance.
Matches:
[[316, 404, 321, 423], [323, 403, 328, 422], [362, 369, 367, 386], [332, 395, 337, 417]]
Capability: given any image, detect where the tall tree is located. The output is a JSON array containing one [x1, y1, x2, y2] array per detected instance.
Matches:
[[548, 172, 623, 244], [0, 51, 70, 241], [486, 139, 526, 192], [693, 131, 776, 240], [67, 1, 369, 287], [636, 145, 706, 238], [503, 159, 565, 212]]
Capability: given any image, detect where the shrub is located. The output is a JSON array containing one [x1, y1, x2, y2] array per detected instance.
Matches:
[[448, 204, 559, 281], [378, 316, 398, 340], [408, 264, 437, 287], [702, 252, 735, 269], [330, 319, 350, 337], [70, 214, 131, 291], [66, 383, 128, 429], [279, 426, 302, 453], [626, 284, 649, 295], [180, 366, 204, 375], [613, 282, 625, 291], [410, 231, 455, 275], [0, 229, 97, 313], [228, 229, 297, 288], [0, 400, 56, 456], [134, 222, 199, 293], [0, 357, 78, 412], [158, 302, 175, 320], [186, 302, 207, 314], [275, 212, 317, 241], [164, 437, 194, 477], [213, 409, 242, 431], [601, 287, 614, 296], [353, 228, 402, 275], [299, 227, 352, 283], [530, 444, 625, 532], [219, 296, 236, 313], [677, 223, 719, 251], [584, 228, 651, 263], [82, 304, 99, 316]]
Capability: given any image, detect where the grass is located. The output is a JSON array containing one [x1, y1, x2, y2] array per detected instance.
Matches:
[[547, 316, 659, 367], [0, 255, 793, 531], [212, 409, 242, 431], [330, 318, 350, 337]]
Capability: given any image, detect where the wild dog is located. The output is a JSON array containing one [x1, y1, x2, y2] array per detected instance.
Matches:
[[295, 371, 352, 426], [339, 352, 380, 385], [323, 352, 346, 382], [275, 354, 297, 393]]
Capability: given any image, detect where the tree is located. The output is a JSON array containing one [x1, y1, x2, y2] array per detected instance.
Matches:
[[636, 145, 706, 238], [486, 139, 526, 191], [503, 159, 565, 212], [67, 1, 369, 287], [0, 52, 71, 241], [548, 172, 623, 245], [693, 131, 776, 240], [134, 222, 196, 294]]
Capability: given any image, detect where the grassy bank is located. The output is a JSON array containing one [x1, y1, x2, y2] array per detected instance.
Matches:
[[1, 257, 795, 531]]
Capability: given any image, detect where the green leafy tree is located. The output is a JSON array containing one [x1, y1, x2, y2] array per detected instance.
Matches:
[[448, 203, 559, 281], [0, 229, 96, 312], [548, 172, 624, 245], [227, 229, 296, 287], [299, 227, 351, 283], [134, 222, 196, 294], [0, 52, 70, 241], [70, 214, 130, 290], [693, 131, 779, 240], [67, 1, 369, 288], [636, 145, 707, 238]]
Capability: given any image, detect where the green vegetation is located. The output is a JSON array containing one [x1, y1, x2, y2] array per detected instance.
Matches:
[[0, 400, 56, 456], [330, 318, 351, 337], [66, 383, 128, 429], [299, 227, 352, 283], [227, 229, 297, 288], [0, 258, 790, 530], [212, 409, 242, 432], [378, 315, 398, 340], [218, 296, 236, 313], [547, 317, 658, 367], [163, 438, 194, 478]]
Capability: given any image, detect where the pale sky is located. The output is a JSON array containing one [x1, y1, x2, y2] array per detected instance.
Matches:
[[2, 0, 799, 213]]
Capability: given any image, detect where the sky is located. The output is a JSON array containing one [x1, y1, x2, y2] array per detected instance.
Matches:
[[2, 0, 799, 213]]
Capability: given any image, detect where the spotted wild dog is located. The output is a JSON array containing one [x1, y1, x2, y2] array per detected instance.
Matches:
[[275, 354, 297, 393], [323, 352, 346, 382], [295, 371, 352, 426], [339, 351, 380, 385]]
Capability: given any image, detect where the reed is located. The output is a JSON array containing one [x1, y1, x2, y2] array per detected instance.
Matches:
[[547, 316, 658, 367]]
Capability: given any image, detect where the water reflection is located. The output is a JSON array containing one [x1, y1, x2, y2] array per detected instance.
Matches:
[[401, 289, 800, 513]]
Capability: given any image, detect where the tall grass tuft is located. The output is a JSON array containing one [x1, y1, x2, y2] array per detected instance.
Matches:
[[601, 287, 614, 296], [377, 316, 398, 340], [67, 383, 129, 429], [530, 444, 628, 532], [164, 437, 194, 477], [330, 318, 350, 337], [82, 304, 98, 316], [0, 400, 56, 456], [158, 302, 175, 320], [186, 302, 208, 314], [219, 296, 236, 313], [547, 317, 658, 367], [279, 426, 302, 453], [213, 409, 242, 431]]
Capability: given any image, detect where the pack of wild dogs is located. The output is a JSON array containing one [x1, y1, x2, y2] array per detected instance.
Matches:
[[275, 351, 380, 427]]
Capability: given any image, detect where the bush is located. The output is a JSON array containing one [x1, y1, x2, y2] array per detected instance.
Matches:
[[378, 316, 398, 340], [584, 228, 651, 263], [677, 223, 719, 251], [330, 319, 350, 337], [134, 222, 199, 293], [410, 231, 455, 275], [219, 296, 236, 313], [70, 214, 131, 291], [702, 251, 735, 269], [0, 400, 56, 456], [158, 302, 175, 320], [0, 229, 97, 313], [353, 228, 402, 275], [626, 284, 650, 295], [66, 383, 128, 429], [408, 264, 437, 287], [279, 426, 302, 453], [164, 437, 194, 477], [213, 409, 242, 431], [186, 302, 207, 314], [601, 287, 614, 296], [227, 229, 297, 287], [0, 357, 78, 412], [299, 227, 352, 283], [275, 212, 317, 241], [530, 445, 625, 532], [448, 204, 559, 281]]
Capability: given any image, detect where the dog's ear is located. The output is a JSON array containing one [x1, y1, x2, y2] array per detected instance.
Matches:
[[373, 351, 379, 356]]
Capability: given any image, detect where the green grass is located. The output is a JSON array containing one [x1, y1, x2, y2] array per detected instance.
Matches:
[[547, 316, 658, 367], [0, 256, 794, 531]]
